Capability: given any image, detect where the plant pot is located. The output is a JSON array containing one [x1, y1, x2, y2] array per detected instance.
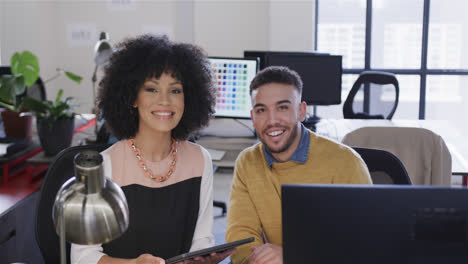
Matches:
[[1, 110, 33, 140], [37, 116, 75, 156]]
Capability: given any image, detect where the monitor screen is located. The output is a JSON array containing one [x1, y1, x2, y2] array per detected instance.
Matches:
[[282, 184, 468, 264], [208, 57, 259, 119], [244, 51, 342, 106]]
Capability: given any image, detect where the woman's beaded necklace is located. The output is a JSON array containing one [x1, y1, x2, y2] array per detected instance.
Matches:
[[128, 138, 179, 182]]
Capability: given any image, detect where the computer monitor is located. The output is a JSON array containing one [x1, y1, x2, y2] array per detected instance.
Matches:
[[282, 184, 468, 264], [208, 57, 259, 119], [244, 51, 342, 106]]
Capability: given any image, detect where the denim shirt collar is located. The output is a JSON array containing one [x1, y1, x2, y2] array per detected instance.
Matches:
[[264, 123, 310, 168]]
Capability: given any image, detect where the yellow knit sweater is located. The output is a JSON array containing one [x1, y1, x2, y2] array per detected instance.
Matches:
[[226, 131, 372, 264]]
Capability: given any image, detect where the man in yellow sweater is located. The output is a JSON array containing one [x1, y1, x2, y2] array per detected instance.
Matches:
[[226, 66, 372, 264]]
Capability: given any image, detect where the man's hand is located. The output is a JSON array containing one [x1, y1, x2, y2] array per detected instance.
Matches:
[[134, 254, 165, 264], [248, 244, 282, 264], [175, 248, 235, 264]]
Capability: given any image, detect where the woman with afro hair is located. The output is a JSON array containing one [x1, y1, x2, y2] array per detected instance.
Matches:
[[71, 35, 233, 264]]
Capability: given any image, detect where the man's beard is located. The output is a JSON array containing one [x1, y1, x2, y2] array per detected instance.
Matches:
[[262, 124, 299, 154]]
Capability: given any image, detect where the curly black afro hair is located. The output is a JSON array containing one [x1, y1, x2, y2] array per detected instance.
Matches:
[[97, 34, 215, 140]]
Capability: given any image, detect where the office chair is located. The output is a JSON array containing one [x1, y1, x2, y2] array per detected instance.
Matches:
[[352, 147, 411, 184], [343, 71, 399, 120], [343, 127, 452, 186], [35, 144, 111, 264]]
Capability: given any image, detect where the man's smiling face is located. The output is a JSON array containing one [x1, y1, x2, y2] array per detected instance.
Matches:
[[251, 82, 306, 160]]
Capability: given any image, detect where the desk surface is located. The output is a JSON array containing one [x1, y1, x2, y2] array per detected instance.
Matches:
[[315, 119, 468, 176], [197, 136, 257, 168]]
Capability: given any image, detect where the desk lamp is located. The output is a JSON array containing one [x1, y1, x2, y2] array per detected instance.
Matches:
[[91, 32, 113, 138], [52, 150, 129, 264]]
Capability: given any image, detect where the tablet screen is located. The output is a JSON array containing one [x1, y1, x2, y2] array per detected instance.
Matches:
[[166, 237, 254, 264]]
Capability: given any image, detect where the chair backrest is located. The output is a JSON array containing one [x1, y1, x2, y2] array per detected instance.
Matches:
[[35, 144, 111, 264], [352, 147, 411, 184], [0, 65, 46, 102], [343, 127, 452, 186], [343, 70, 399, 120]]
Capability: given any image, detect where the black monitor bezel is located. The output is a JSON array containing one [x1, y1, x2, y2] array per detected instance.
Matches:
[[244, 51, 343, 106], [282, 184, 468, 263]]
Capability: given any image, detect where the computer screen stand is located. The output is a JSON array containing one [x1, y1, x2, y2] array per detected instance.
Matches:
[[302, 105, 321, 131]]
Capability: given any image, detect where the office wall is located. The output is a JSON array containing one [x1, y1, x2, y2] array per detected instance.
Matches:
[[0, 0, 317, 115], [53, 1, 179, 113], [0, 1, 57, 96], [0, 1, 183, 113], [193, 1, 316, 55], [193, 0, 270, 57], [269, 1, 315, 51]]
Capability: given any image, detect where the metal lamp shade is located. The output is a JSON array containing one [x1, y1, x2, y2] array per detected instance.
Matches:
[[94, 32, 113, 66], [52, 150, 129, 245], [90, 31, 113, 140]]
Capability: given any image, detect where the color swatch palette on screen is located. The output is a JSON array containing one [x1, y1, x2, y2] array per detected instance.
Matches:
[[208, 58, 258, 119]]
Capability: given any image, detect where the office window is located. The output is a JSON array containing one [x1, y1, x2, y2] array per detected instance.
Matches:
[[426, 75, 462, 102], [425, 0, 468, 137], [341, 74, 360, 100], [317, 0, 366, 69], [426, 75, 468, 136], [428, 0, 468, 69], [394, 75, 420, 103], [371, 0, 424, 69], [391, 74, 420, 119], [317, 0, 468, 121]]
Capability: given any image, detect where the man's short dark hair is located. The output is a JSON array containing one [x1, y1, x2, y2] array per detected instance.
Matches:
[[249, 66, 303, 95], [97, 34, 215, 140]]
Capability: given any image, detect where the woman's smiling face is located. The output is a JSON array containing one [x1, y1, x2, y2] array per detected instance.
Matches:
[[133, 72, 185, 135]]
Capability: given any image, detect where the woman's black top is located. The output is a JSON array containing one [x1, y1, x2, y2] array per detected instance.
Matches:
[[102, 177, 201, 259]]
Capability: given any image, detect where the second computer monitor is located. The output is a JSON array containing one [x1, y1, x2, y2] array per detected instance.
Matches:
[[244, 51, 342, 106], [282, 184, 468, 264], [208, 57, 259, 119]]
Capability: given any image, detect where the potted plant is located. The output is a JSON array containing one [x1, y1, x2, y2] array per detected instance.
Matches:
[[22, 86, 81, 156], [0, 50, 83, 155], [0, 50, 40, 139]]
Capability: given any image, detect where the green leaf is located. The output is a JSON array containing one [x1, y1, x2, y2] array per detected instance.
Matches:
[[22, 88, 75, 122], [55, 89, 64, 105], [11, 75, 26, 96], [0, 75, 15, 103], [64, 71, 82, 84], [10, 52, 21, 73], [0, 75, 26, 106], [0, 100, 16, 111], [10, 51, 40, 87], [21, 97, 48, 114]]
